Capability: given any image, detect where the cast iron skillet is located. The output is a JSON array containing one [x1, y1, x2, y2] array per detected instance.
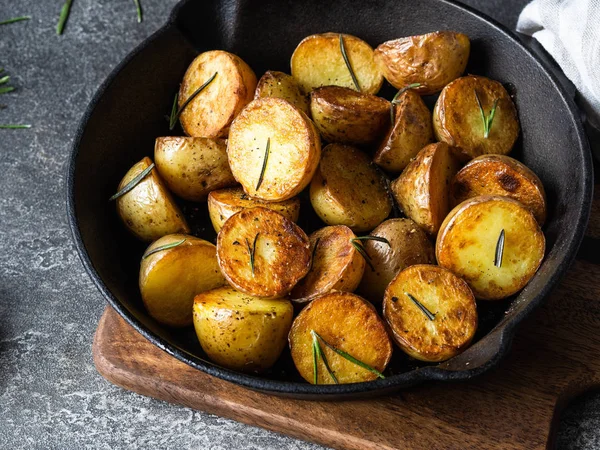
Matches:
[[67, 0, 592, 399]]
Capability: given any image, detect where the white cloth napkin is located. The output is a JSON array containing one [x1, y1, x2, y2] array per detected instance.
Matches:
[[517, 0, 600, 130]]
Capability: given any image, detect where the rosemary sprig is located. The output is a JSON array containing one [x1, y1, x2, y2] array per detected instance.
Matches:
[[167, 91, 178, 125], [309, 237, 321, 272], [0, 76, 9, 85], [133, 0, 143, 23], [255, 137, 270, 191], [339, 34, 360, 92], [0, 87, 15, 95], [494, 229, 505, 268], [246, 233, 260, 275], [474, 90, 499, 139], [56, 0, 73, 35], [143, 239, 186, 259], [390, 83, 421, 123], [351, 236, 390, 246], [405, 292, 436, 321], [169, 72, 217, 130], [109, 162, 154, 201], [0, 124, 31, 129], [311, 330, 338, 384], [0, 16, 31, 26], [350, 239, 374, 271]]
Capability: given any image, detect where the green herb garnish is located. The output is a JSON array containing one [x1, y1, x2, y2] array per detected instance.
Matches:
[[311, 330, 338, 384], [0, 124, 31, 129], [0, 87, 15, 95], [494, 229, 505, 268], [0, 76, 10, 86], [246, 233, 260, 275], [143, 239, 186, 259], [405, 292, 436, 321], [109, 162, 154, 201], [169, 72, 217, 130], [255, 137, 270, 191], [350, 236, 389, 271], [309, 237, 321, 272], [339, 34, 360, 92], [56, 0, 73, 35], [351, 236, 390, 245], [474, 90, 499, 139], [133, 0, 143, 23], [390, 83, 421, 123], [0, 16, 31, 26]]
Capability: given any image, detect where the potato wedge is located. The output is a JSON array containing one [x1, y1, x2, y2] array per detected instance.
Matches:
[[217, 207, 311, 297], [310, 86, 390, 146], [433, 75, 520, 160], [436, 196, 545, 300], [383, 264, 477, 362], [208, 186, 300, 233], [290, 225, 365, 303], [390, 143, 459, 235], [291, 32, 383, 95], [139, 234, 226, 327], [254, 70, 309, 115], [310, 144, 392, 232], [451, 154, 547, 225], [289, 291, 392, 384], [373, 89, 434, 174], [374, 31, 470, 95], [178, 50, 257, 138], [115, 157, 189, 242], [193, 287, 293, 372], [227, 97, 321, 202], [358, 219, 435, 303]]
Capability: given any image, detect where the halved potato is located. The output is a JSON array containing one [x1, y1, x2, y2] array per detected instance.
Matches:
[[433, 75, 520, 160], [383, 264, 477, 362], [289, 291, 392, 384], [436, 196, 545, 300], [310, 86, 390, 145], [451, 154, 547, 225], [227, 97, 321, 202], [310, 144, 392, 232], [374, 31, 470, 95], [216, 207, 311, 298], [193, 286, 293, 372], [208, 186, 300, 233], [178, 50, 257, 138], [291, 32, 383, 95], [358, 219, 435, 303], [140, 234, 226, 327], [115, 157, 189, 242], [254, 70, 310, 115], [390, 142, 459, 235]]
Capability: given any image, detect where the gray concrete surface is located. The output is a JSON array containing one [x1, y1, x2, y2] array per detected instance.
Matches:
[[0, 0, 597, 448]]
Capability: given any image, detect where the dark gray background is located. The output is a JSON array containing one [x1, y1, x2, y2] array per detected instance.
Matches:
[[0, 0, 598, 448]]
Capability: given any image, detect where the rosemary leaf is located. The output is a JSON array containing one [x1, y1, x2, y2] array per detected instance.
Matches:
[[255, 137, 270, 191], [133, 0, 143, 23], [405, 292, 436, 321], [351, 240, 374, 271], [109, 162, 154, 201], [486, 98, 499, 138], [494, 229, 505, 268], [311, 330, 338, 384], [474, 90, 499, 139], [167, 91, 178, 126], [0, 124, 31, 129], [312, 335, 319, 384], [0, 86, 15, 95], [390, 83, 421, 122], [246, 233, 260, 275], [169, 72, 217, 130], [309, 237, 321, 272], [143, 239, 186, 259], [339, 34, 360, 92], [0, 76, 9, 85], [351, 236, 390, 246], [0, 16, 31, 26], [56, 0, 73, 35]]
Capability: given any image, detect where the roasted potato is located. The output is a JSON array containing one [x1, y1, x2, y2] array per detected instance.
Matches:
[[310, 86, 390, 146], [216, 207, 311, 298], [383, 264, 477, 362], [358, 219, 435, 303], [178, 50, 257, 138], [291, 32, 383, 95], [374, 31, 470, 95], [227, 97, 321, 202], [254, 70, 310, 115], [310, 144, 392, 232], [115, 157, 189, 242], [390, 143, 459, 235], [290, 225, 365, 303], [207, 186, 300, 233], [436, 196, 545, 300], [373, 89, 434, 174], [193, 286, 293, 372], [289, 291, 392, 384], [451, 154, 547, 225], [433, 75, 520, 160]]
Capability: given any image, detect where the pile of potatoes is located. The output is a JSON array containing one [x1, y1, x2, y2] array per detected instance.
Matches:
[[113, 30, 546, 384]]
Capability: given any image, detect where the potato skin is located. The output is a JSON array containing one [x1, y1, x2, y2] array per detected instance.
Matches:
[[310, 144, 392, 232], [178, 50, 257, 138], [139, 234, 227, 327], [193, 286, 293, 372], [374, 31, 470, 95], [289, 291, 393, 384], [451, 154, 547, 225], [291, 32, 383, 95], [208, 186, 300, 233], [358, 219, 435, 303], [436, 196, 545, 300], [254, 70, 310, 115], [115, 157, 189, 242], [228, 97, 321, 202], [383, 264, 477, 362], [433, 75, 519, 160]]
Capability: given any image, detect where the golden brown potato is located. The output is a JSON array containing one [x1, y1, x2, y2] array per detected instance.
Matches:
[[310, 86, 390, 145], [227, 97, 321, 202], [433, 75, 520, 160], [139, 234, 227, 327], [310, 144, 392, 232], [374, 31, 470, 95], [115, 157, 189, 242], [373, 89, 434, 174], [193, 286, 293, 372], [291, 32, 383, 95], [383, 264, 477, 362], [207, 186, 300, 233], [289, 291, 392, 384], [390, 143, 459, 235], [216, 207, 311, 298], [254, 70, 310, 115], [436, 196, 545, 300], [358, 219, 435, 303], [451, 154, 547, 225], [178, 50, 257, 138], [290, 225, 365, 303]]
